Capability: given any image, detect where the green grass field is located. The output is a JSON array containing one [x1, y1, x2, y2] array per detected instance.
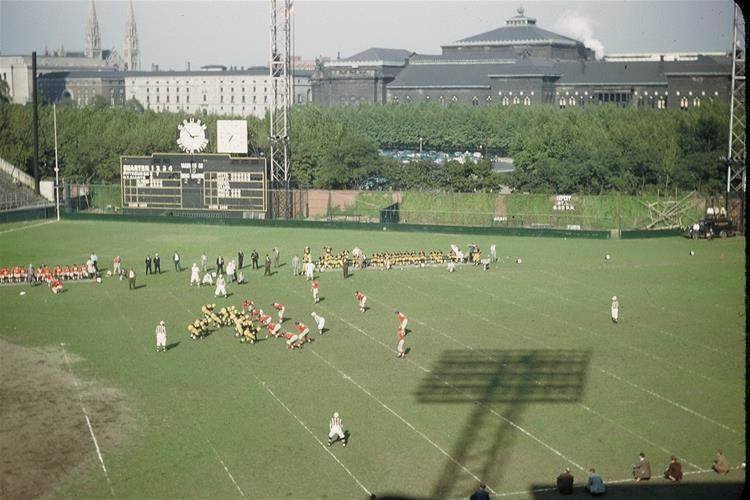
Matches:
[[0, 219, 745, 499]]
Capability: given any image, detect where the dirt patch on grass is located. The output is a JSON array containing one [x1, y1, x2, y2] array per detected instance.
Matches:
[[0, 339, 135, 498]]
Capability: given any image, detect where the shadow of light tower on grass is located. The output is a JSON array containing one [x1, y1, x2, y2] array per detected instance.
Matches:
[[415, 349, 590, 499]]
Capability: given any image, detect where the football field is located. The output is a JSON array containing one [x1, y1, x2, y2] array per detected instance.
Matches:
[[0, 219, 745, 499]]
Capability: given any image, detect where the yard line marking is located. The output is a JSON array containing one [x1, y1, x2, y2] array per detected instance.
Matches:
[[0, 219, 57, 234], [308, 348, 495, 494], [368, 275, 706, 471], [59, 343, 115, 498], [206, 438, 246, 497], [310, 302, 586, 473], [599, 368, 739, 434], [435, 273, 723, 385], [252, 373, 371, 496]]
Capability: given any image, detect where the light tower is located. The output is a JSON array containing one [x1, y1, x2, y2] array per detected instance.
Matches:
[[726, 3, 746, 232], [269, 0, 293, 218]]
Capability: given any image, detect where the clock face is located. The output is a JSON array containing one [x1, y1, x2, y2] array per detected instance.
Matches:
[[177, 119, 209, 153], [217, 120, 248, 154]]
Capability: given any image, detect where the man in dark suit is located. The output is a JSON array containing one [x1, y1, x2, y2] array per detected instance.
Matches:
[[145, 255, 152, 275], [469, 483, 489, 500], [154, 253, 161, 274], [264, 255, 271, 276], [557, 468, 574, 494], [342, 257, 349, 279], [216, 256, 225, 275], [251, 250, 259, 269], [664, 456, 683, 481], [238, 250, 244, 269]]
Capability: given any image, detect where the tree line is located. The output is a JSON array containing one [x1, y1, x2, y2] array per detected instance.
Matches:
[[0, 100, 729, 194]]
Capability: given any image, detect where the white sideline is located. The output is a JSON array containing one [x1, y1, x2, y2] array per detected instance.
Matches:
[[308, 348, 495, 494], [599, 368, 739, 435], [0, 219, 57, 234], [59, 343, 115, 497], [368, 275, 705, 472], [206, 438, 246, 497]]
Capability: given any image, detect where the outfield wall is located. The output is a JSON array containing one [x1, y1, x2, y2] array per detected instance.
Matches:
[[0, 204, 56, 224]]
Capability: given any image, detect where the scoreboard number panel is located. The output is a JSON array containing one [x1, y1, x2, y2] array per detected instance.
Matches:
[[121, 154, 266, 212]]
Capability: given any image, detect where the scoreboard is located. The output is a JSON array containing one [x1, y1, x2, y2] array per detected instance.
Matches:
[[121, 154, 266, 213]]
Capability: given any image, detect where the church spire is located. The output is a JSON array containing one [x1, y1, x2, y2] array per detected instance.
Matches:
[[123, 0, 140, 71], [84, 0, 102, 59]]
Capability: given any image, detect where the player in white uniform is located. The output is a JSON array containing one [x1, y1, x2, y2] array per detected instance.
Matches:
[[202, 272, 214, 286], [304, 260, 315, 281], [328, 412, 347, 447], [155, 320, 167, 352], [190, 263, 201, 286], [311, 312, 326, 335], [611, 296, 619, 324], [215, 274, 228, 298]]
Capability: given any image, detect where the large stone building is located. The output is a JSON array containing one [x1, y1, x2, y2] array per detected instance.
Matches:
[[0, 0, 137, 104], [312, 7, 732, 110], [311, 48, 413, 105]]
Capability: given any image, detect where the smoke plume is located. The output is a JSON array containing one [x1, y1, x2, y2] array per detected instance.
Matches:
[[553, 13, 605, 60]]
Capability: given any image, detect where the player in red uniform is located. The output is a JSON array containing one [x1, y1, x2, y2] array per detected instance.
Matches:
[[354, 291, 367, 313], [49, 278, 64, 294], [283, 331, 300, 349], [311, 280, 320, 303], [0, 267, 8, 284], [272, 302, 285, 323], [242, 299, 254, 313], [396, 327, 406, 358], [267, 321, 282, 338], [258, 311, 272, 326], [295, 321, 311, 343], [395, 311, 408, 332]]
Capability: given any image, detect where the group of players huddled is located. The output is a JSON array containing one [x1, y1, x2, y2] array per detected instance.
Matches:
[[189, 300, 317, 349]]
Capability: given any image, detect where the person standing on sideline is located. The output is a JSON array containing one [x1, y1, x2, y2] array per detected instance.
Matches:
[[272, 247, 280, 267], [469, 484, 489, 500], [311, 280, 320, 303], [226, 260, 236, 282], [173, 251, 181, 272], [215, 274, 228, 298], [328, 412, 347, 447], [251, 250, 259, 269], [190, 263, 201, 286], [112, 255, 122, 276], [611, 296, 619, 324], [90, 252, 99, 272], [664, 456, 683, 481], [304, 260, 315, 281], [216, 256, 225, 275], [557, 468, 574, 495], [291, 255, 300, 276], [155, 320, 167, 352], [128, 268, 136, 290], [632, 452, 651, 481], [237, 249, 244, 269], [585, 468, 606, 495], [311, 312, 325, 335], [490, 244, 497, 262], [355, 291, 367, 312], [201, 252, 208, 272], [264, 255, 272, 276], [342, 257, 350, 279], [145, 255, 152, 275], [154, 253, 161, 274]]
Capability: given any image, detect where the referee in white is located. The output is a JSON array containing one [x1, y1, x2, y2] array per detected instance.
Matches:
[[328, 412, 347, 447], [155, 320, 167, 352]]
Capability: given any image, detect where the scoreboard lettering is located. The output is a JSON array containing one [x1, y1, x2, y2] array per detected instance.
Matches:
[[120, 154, 266, 212]]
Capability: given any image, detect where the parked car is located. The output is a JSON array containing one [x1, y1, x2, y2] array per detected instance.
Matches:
[[684, 216, 737, 239]]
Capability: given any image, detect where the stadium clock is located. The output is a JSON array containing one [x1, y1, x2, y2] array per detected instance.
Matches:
[[177, 118, 209, 153]]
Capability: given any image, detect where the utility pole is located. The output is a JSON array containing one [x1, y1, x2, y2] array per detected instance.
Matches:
[[32, 51, 40, 195], [53, 103, 60, 221], [726, 3, 746, 233], [269, 0, 293, 218]]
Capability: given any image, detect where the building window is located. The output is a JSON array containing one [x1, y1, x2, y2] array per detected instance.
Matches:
[[502, 96, 509, 106], [512, 96, 519, 105], [472, 96, 479, 106], [156, 95, 160, 103], [658, 96, 666, 109], [680, 96, 689, 109], [568, 97, 575, 106], [439, 95, 445, 105], [231, 96, 235, 103], [451, 95, 458, 102], [405, 95, 411, 103], [486, 95, 492, 102], [242, 95, 246, 103], [693, 97, 701, 107], [186, 96, 190, 103], [559, 98, 566, 109], [203, 94, 207, 102], [524, 96, 531, 106], [176, 95, 180, 103], [220, 96, 224, 103], [253, 96, 257, 103], [166, 96, 170, 103]]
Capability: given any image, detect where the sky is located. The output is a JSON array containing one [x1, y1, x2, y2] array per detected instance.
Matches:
[[0, 0, 738, 69]]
